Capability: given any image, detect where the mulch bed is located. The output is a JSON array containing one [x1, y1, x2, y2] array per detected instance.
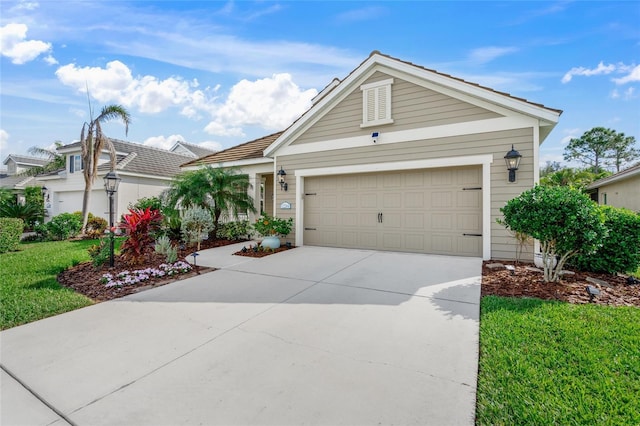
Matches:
[[482, 260, 640, 307], [57, 238, 244, 302], [233, 243, 296, 258]]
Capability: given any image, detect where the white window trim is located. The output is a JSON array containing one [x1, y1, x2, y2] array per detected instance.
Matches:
[[360, 78, 394, 128]]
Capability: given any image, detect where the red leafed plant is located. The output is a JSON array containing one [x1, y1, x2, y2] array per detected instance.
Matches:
[[119, 207, 163, 266]]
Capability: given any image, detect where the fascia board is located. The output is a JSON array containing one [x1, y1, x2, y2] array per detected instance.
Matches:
[[181, 157, 273, 171]]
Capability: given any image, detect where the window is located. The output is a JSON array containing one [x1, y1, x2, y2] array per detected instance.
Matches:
[[360, 78, 394, 128], [69, 155, 83, 173], [603, 193, 607, 205]]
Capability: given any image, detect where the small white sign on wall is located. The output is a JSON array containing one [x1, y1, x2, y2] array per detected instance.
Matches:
[[280, 201, 291, 209]]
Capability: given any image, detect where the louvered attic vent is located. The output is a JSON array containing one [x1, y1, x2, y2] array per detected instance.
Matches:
[[360, 78, 394, 128]]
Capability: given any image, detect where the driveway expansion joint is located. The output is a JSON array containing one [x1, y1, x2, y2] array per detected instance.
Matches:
[[1, 364, 77, 426]]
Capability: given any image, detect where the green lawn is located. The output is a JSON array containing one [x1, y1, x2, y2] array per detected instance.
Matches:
[[0, 240, 99, 330], [477, 296, 640, 425]]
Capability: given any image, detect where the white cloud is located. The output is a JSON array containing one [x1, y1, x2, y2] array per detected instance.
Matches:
[[142, 135, 222, 153], [0, 23, 51, 64], [198, 141, 223, 152], [468, 46, 518, 64], [142, 134, 186, 150], [612, 64, 640, 84], [561, 61, 636, 83], [205, 73, 317, 136], [43, 54, 58, 65], [335, 6, 386, 23], [10, 1, 39, 12], [611, 86, 637, 101], [55, 61, 217, 115], [0, 129, 9, 152]]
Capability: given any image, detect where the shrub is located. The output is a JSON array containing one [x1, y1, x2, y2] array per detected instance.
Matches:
[[500, 185, 607, 282], [181, 206, 214, 251], [0, 217, 24, 253], [0, 200, 43, 228], [46, 213, 83, 240], [119, 207, 163, 266], [219, 220, 251, 240], [570, 206, 640, 274], [130, 196, 162, 212], [155, 235, 178, 263], [252, 214, 293, 237], [88, 238, 111, 268], [85, 216, 108, 239]]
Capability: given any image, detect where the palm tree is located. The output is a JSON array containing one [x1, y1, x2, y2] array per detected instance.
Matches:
[[79, 104, 131, 234], [166, 166, 256, 238], [21, 142, 66, 176]]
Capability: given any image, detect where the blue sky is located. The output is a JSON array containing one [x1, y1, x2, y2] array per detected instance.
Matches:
[[1, 1, 638, 170]]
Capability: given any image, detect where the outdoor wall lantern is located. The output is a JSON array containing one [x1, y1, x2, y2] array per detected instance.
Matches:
[[277, 166, 288, 191], [40, 186, 47, 197], [103, 171, 121, 267], [504, 145, 522, 183]]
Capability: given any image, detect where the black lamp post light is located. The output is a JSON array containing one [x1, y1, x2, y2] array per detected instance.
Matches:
[[504, 145, 522, 183], [277, 166, 288, 191], [104, 171, 121, 268]]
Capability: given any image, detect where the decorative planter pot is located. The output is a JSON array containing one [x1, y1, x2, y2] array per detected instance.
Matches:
[[534, 253, 557, 269], [260, 235, 281, 249]]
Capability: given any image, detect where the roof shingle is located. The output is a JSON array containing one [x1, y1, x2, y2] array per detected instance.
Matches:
[[181, 132, 282, 167]]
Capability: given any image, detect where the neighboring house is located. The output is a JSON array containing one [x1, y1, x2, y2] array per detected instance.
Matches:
[[187, 51, 562, 260], [169, 141, 217, 158], [36, 139, 198, 222], [586, 163, 640, 212], [0, 155, 48, 203], [2, 154, 49, 176]]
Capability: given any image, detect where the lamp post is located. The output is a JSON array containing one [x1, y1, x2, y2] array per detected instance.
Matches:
[[104, 171, 121, 267], [504, 145, 522, 183]]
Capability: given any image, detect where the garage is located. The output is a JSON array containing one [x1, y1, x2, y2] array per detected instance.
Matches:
[[303, 165, 482, 256]]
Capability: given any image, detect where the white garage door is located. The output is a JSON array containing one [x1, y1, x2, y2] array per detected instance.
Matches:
[[303, 166, 482, 256]]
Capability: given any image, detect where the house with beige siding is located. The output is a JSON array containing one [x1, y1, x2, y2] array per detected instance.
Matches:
[[587, 164, 640, 212], [189, 52, 562, 260]]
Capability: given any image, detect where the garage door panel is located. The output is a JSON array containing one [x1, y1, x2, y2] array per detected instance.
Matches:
[[404, 172, 425, 187], [382, 233, 402, 250], [359, 232, 378, 249], [431, 192, 452, 208], [431, 235, 454, 253], [458, 213, 481, 232], [382, 192, 402, 208], [432, 213, 453, 230], [457, 191, 481, 208], [404, 192, 425, 208], [458, 236, 482, 255], [341, 194, 358, 208], [304, 166, 482, 257], [360, 193, 378, 208], [382, 173, 402, 188], [404, 213, 425, 229], [405, 234, 425, 251]]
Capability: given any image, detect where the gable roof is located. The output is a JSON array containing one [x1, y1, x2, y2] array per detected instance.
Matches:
[[587, 163, 640, 189], [57, 139, 195, 178], [0, 174, 37, 190], [170, 141, 218, 158], [3, 154, 49, 167], [265, 51, 562, 157], [181, 131, 282, 168]]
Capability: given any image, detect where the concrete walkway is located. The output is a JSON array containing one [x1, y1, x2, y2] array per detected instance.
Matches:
[[1, 243, 482, 426]]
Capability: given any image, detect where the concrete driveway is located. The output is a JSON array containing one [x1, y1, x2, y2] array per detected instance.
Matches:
[[1, 245, 482, 426]]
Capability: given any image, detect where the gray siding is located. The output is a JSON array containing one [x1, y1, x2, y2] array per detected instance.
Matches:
[[293, 71, 502, 145], [276, 127, 535, 259]]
